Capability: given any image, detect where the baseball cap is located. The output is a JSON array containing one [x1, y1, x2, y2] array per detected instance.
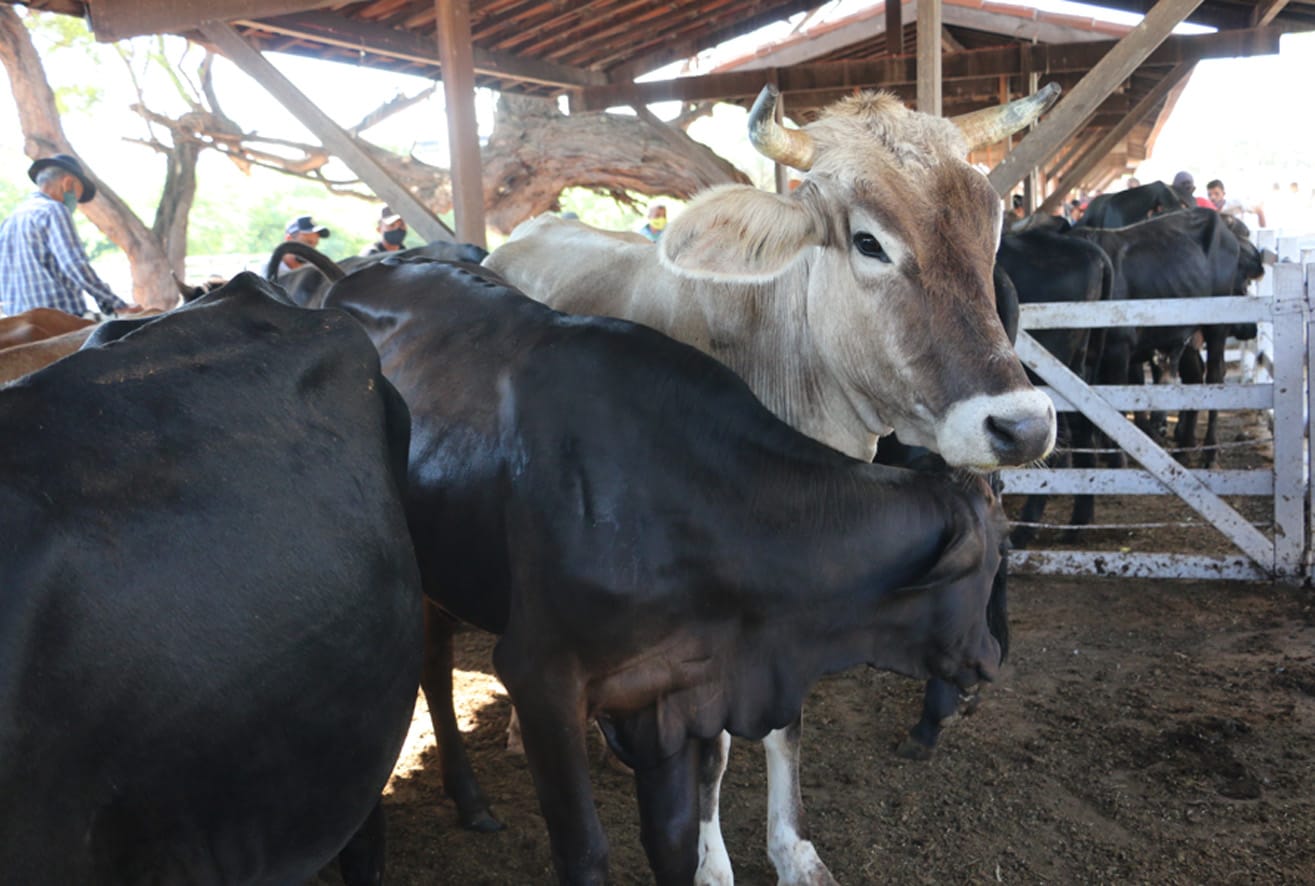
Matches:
[[380, 206, 403, 225], [285, 215, 330, 238]]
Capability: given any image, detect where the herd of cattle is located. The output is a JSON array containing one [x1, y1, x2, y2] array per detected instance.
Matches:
[[0, 81, 1269, 885]]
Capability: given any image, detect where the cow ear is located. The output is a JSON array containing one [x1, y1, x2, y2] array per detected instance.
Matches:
[[659, 184, 823, 281]]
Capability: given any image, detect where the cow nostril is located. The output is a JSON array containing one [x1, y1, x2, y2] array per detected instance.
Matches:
[[986, 414, 1052, 463]]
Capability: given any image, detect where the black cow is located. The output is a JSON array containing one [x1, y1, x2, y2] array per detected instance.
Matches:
[[0, 273, 423, 885], [883, 263, 1017, 762], [1076, 180, 1188, 228], [996, 222, 1114, 547], [268, 239, 489, 307], [1183, 214, 1267, 465], [321, 257, 1006, 885], [1070, 208, 1250, 464]]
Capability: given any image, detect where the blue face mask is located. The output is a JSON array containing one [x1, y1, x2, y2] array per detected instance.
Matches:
[[383, 228, 407, 246], [62, 191, 78, 211]]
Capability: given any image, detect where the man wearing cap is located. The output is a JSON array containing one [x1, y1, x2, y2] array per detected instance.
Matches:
[[278, 215, 330, 274], [0, 153, 139, 318], [362, 206, 407, 256], [1171, 171, 1214, 209]]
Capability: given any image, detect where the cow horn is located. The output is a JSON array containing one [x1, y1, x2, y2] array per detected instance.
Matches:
[[950, 82, 1062, 151], [747, 85, 816, 172]]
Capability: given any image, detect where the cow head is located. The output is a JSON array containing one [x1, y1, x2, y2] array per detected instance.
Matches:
[[658, 85, 1058, 469]]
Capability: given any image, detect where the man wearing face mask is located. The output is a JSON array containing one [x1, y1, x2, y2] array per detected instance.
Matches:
[[362, 206, 408, 255], [0, 154, 138, 318], [639, 203, 667, 241]]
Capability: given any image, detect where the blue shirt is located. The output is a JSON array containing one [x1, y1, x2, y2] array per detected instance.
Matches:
[[0, 192, 127, 317]]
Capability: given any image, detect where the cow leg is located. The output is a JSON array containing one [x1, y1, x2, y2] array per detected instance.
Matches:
[[694, 732, 734, 886], [631, 737, 702, 885], [1175, 341, 1205, 464], [496, 650, 608, 886], [419, 602, 502, 832], [895, 678, 962, 761], [1065, 412, 1098, 539], [336, 799, 385, 886], [763, 720, 837, 886], [1010, 494, 1046, 549], [1201, 325, 1229, 468]]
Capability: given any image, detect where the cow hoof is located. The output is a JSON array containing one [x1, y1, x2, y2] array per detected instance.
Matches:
[[771, 839, 838, 886], [894, 736, 934, 761], [960, 693, 982, 716], [460, 809, 505, 833]]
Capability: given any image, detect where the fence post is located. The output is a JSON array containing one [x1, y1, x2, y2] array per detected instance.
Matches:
[[1307, 263, 1315, 585], [1271, 263, 1307, 580]]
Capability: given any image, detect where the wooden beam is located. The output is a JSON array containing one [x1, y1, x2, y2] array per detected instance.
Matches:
[[235, 12, 606, 89], [197, 21, 456, 244], [917, 0, 943, 116], [886, 0, 904, 55], [576, 27, 1284, 110], [987, 0, 1206, 197], [609, 0, 816, 83], [1038, 62, 1193, 214], [727, 0, 1117, 75], [434, 0, 485, 248], [89, 0, 339, 42], [1251, 0, 1292, 27]]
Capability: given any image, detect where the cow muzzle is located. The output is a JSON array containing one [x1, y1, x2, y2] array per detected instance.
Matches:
[[935, 390, 1056, 469]]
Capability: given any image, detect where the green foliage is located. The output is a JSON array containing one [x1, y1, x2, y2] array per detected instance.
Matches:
[[558, 187, 686, 234], [24, 11, 107, 114], [0, 177, 26, 217]]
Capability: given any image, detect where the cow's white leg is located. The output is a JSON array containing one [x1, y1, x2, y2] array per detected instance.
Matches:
[[764, 720, 837, 886], [695, 731, 734, 886], [506, 706, 525, 755]]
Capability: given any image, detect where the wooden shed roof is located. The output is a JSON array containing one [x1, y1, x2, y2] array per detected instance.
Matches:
[[14, 0, 1315, 191]]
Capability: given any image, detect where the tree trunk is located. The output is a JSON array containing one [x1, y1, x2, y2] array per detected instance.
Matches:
[[153, 139, 201, 276], [0, 6, 178, 310], [482, 94, 750, 232]]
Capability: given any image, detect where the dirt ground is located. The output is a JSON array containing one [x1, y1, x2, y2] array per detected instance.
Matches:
[[311, 571, 1315, 885]]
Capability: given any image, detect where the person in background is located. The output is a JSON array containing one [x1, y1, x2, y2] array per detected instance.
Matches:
[[1171, 171, 1215, 209], [362, 206, 407, 256], [1009, 194, 1026, 221], [639, 204, 667, 241], [0, 153, 140, 318], [279, 215, 330, 274], [1126, 177, 1142, 190], [1206, 179, 1267, 228]]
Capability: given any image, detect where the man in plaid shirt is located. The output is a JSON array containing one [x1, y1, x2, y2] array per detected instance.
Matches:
[[0, 154, 139, 318]]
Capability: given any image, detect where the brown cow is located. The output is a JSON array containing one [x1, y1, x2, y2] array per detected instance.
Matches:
[[0, 307, 93, 350]]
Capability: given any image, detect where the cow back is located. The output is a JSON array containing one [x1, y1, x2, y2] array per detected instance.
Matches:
[[0, 273, 423, 883], [324, 259, 1003, 758]]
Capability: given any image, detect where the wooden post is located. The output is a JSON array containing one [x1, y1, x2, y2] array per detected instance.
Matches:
[[916, 0, 941, 116], [1037, 62, 1194, 215], [198, 21, 456, 244], [1271, 263, 1308, 579], [886, 0, 903, 55], [435, 0, 487, 248], [988, 0, 1206, 196]]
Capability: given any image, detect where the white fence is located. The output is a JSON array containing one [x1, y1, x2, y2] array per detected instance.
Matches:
[[999, 229, 1313, 584]]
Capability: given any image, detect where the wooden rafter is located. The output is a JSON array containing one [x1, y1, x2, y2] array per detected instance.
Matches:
[[576, 26, 1285, 110]]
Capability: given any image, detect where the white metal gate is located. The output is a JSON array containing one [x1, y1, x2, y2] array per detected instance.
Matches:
[[999, 231, 1313, 584]]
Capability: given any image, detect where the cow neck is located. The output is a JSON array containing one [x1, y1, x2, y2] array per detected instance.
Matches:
[[675, 263, 879, 462]]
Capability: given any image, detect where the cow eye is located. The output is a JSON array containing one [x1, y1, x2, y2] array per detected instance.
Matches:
[[852, 231, 891, 263]]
